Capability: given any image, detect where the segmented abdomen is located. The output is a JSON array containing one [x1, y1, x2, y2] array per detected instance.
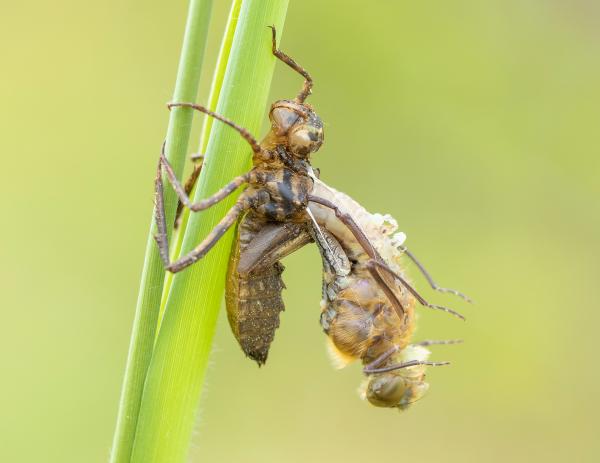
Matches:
[[225, 213, 286, 365]]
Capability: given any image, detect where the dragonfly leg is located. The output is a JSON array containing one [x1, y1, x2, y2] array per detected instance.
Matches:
[[367, 259, 465, 321], [158, 143, 250, 213], [156, 195, 251, 273], [364, 359, 450, 375], [167, 102, 270, 161], [308, 195, 465, 320], [268, 26, 313, 103], [400, 246, 472, 303]]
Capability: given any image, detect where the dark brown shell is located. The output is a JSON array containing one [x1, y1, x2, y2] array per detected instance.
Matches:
[[226, 213, 285, 365]]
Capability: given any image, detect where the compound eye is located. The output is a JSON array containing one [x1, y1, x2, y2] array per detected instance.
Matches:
[[289, 126, 323, 157], [270, 107, 300, 135], [366, 375, 408, 408], [366, 374, 429, 410]]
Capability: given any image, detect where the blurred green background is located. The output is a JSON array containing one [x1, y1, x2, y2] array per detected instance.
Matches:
[[1, 1, 599, 461]]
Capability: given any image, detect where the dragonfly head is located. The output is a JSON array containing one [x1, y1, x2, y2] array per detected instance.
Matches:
[[269, 99, 324, 158]]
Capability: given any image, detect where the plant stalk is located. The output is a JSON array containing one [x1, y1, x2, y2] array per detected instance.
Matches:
[[130, 1, 289, 461], [110, 1, 213, 461]]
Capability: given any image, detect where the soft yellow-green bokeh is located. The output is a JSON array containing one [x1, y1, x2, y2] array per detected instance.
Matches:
[[1, 1, 598, 462]]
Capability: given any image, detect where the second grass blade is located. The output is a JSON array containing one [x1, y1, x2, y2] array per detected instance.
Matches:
[[110, 1, 213, 461]]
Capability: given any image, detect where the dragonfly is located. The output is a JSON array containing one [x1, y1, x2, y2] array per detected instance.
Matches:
[[154, 28, 471, 391]]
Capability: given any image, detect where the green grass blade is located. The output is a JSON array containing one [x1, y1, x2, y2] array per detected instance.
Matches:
[[130, 1, 289, 461], [110, 1, 213, 461], [158, 0, 243, 331]]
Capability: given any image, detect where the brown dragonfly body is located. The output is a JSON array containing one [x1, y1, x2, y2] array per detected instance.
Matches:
[[154, 28, 469, 405], [222, 133, 319, 364], [225, 219, 311, 364], [155, 28, 322, 364], [310, 179, 450, 409]]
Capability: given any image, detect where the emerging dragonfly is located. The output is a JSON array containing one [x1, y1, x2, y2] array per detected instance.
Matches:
[[155, 27, 322, 363], [154, 28, 469, 406], [227, 173, 470, 409], [308, 178, 468, 409]]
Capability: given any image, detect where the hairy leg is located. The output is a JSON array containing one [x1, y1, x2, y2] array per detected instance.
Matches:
[[364, 359, 450, 375], [308, 195, 465, 320], [159, 145, 250, 212], [367, 259, 465, 321], [363, 346, 399, 371], [401, 246, 472, 303], [167, 102, 272, 162], [365, 264, 405, 319], [268, 26, 313, 103], [164, 196, 251, 273], [414, 339, 463, 347]]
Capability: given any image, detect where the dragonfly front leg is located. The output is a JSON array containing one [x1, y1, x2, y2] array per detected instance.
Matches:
[[158, 144, 251, 213], [153, 142, 253, 269], [268, 25, 313, 104], [158, 195, 252, 273]]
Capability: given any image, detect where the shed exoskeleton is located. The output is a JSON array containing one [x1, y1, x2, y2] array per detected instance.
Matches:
[[154, 27, 323, 364]]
